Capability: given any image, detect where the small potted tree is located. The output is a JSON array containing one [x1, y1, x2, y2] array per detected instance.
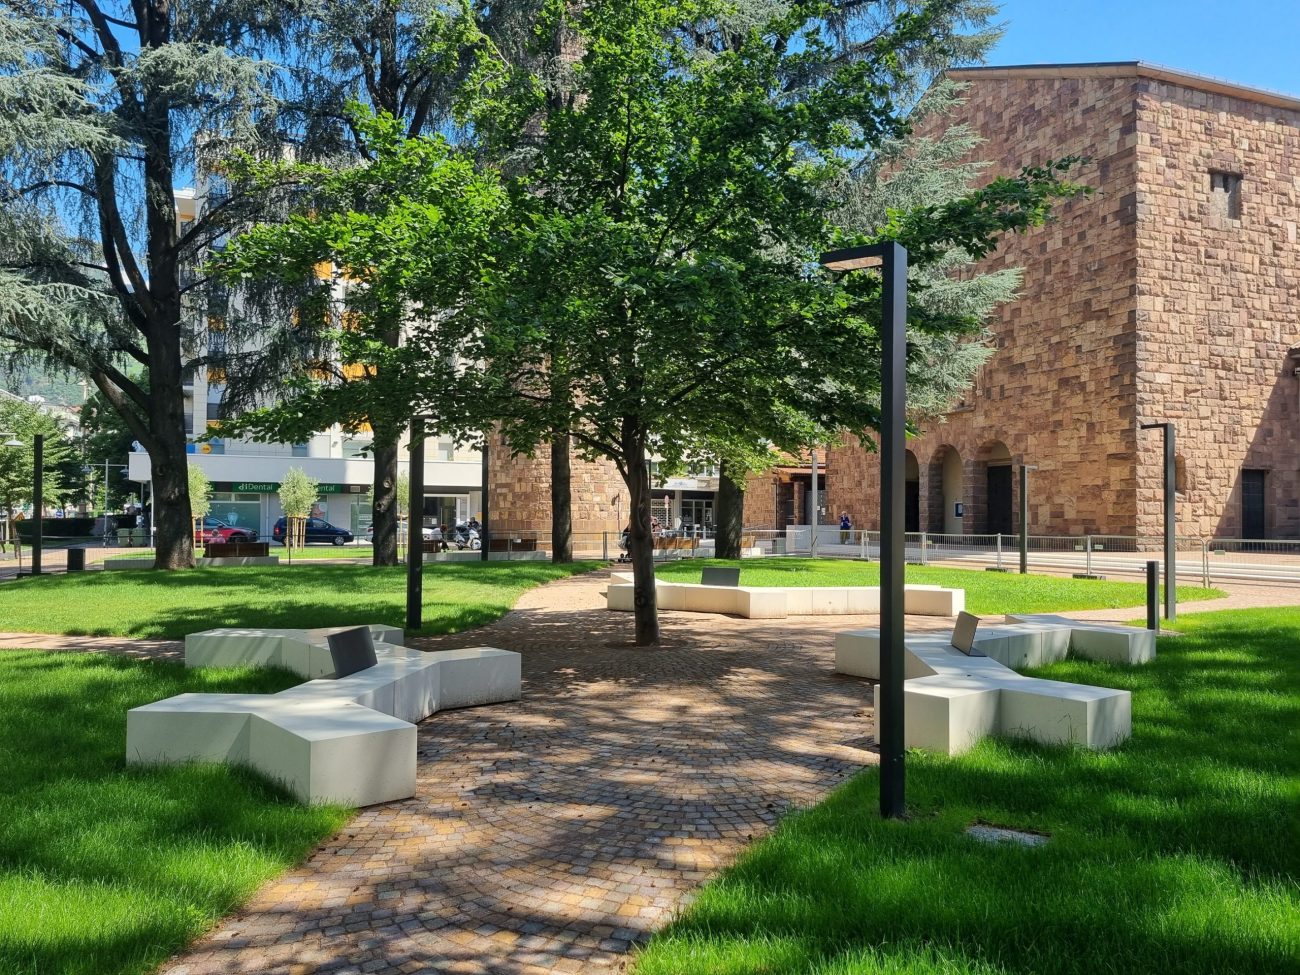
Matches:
[[189, 465, 212, 550], [278, 467, 319, 551]]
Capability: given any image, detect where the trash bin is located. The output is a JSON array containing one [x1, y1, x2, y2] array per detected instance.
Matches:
[[67, 548, 85, 571]]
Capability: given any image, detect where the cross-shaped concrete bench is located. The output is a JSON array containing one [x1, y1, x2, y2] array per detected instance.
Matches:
[[835, 614, 1149, 755], [606, 572, 964, 618], [126, 626, 520, 806]]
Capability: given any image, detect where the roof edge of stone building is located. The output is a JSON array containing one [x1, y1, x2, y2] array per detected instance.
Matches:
[[947, 61, 1300, 113]]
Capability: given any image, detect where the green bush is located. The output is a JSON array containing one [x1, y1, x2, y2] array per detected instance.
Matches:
[[15, 516, 96, 540]]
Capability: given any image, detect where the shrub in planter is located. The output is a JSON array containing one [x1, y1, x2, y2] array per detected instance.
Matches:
[[15, 517, 96, 540]]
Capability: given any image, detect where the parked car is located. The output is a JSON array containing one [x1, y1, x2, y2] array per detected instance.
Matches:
[[195, 517, 258, 544], [272, 516, 354, 546], [365, 522, 436, 542]]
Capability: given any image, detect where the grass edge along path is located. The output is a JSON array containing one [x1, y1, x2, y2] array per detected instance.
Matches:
[[656, 557, 1224, 615], [635, 606, 1300, 975], [0, 561, 599, 640], [0, 652, 351, 975]]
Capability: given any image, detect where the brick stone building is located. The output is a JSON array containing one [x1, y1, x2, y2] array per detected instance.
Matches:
[[827, 62, 1300, 541]]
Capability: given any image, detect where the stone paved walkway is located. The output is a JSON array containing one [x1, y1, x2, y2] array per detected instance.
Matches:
[[155, 570, 947, 975]]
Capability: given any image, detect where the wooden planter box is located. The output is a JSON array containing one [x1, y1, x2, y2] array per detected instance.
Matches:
[[488, 538, 537, 552]]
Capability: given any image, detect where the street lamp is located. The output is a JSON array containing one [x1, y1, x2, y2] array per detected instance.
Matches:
[[1019, 464, 1037, 574], [820, 241, 908, 820], [1, 436, 20, 560], [1140, 421, 1177, 622], [2, 433, 44, 575], [407, 416, 426, 630]]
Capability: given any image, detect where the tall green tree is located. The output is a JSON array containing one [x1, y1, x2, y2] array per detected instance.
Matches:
[[211, 111, 505, 537], [0, 396, 69, 545], [0, 0, 290, 568], [213, 0, 486, 566], [79, 382, 146, 512], [457, 0, 1085, 644]]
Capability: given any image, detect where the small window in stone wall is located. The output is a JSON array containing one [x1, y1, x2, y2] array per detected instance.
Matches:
[[1210, 171, 1243, 221]]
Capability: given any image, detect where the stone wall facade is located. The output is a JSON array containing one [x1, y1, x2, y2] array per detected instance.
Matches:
[[487, 434, 626, 539], [828, 64, 1300, 541], [1133, 76, 1300, 538]]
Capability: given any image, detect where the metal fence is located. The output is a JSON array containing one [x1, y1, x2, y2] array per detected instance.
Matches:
[[7, 528, 1300, 587]]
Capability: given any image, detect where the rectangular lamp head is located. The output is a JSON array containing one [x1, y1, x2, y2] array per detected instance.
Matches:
[[819, 245, 886, 271]]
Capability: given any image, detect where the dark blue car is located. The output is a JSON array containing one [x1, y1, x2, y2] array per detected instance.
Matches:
[[271, 516, 354, 546]]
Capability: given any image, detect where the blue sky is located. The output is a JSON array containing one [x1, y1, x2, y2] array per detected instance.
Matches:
[[985, 0, 1300, 97]]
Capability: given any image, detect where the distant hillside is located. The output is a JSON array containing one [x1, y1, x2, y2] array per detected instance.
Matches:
[[0, 365, 86, 410]]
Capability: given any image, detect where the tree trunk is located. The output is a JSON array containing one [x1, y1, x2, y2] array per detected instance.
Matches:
[[715, 460, 745, 560], [371, 434, 402, 566], [145, 332, 194, 570], [551, 432, 573, 563], [140, 15, 193, 571], [622, 420, 659, 645], [149, 437, 193, 569]]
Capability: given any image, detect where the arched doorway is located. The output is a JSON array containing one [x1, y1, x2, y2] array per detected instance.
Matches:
[[979, 440, 1013, 535], [928, 446, 964, 534], [905, 450, 920, 532]]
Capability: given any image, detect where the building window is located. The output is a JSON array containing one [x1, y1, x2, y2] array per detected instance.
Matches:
[[1210, 171, 1242, 221], [436, 441, 455, 462], [291, 443, 308, 457]]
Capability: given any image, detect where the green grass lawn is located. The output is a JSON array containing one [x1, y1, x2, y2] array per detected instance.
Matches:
[[656, 557, 1223, 615], [0, 561, 597, 639], [636, 607, 1300, 975], [0, 652, 350, 975]]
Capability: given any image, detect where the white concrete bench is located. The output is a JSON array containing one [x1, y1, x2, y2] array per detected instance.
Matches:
[[1003, 613, 1155, 665], [835, 622, 1136, 754], [183, 624, 407, 678], [127, 627, 520, 806], [606, 573, 964, 619]]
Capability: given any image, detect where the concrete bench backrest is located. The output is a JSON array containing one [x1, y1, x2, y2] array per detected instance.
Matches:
[[701, 567, 741, 588], [327, 626, 378, 678], [951, 611, 981, 655]]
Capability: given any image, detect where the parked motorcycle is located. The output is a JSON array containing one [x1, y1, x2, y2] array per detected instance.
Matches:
[[448, 523, 482, 550]]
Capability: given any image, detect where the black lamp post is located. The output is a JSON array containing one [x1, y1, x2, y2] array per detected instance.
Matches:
[[1140, 421, 1177, 622], [1019, 464, 1037, 575], [820, 241, 908, 820], [479, 431, 490, 562], [2, 434, 24, 561]]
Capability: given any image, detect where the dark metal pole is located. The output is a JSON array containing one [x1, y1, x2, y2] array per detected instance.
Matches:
[[1146, 560, 1160, 633], [1018, 464, 1029, 574], [1163, 424, 1177, 622], [405, 421, 425, 631], [878, 242, 908, 820], [32, 434, 43, 576], [810, 448, 819, 549], [1142, 421, 1177, 622], [480, 431, 490, 562]]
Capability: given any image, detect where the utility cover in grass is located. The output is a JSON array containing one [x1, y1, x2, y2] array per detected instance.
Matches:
[[965, 823, 1049, 847]]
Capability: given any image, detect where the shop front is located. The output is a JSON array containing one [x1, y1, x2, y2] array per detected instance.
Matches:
[[210, 481, 371, 538]]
